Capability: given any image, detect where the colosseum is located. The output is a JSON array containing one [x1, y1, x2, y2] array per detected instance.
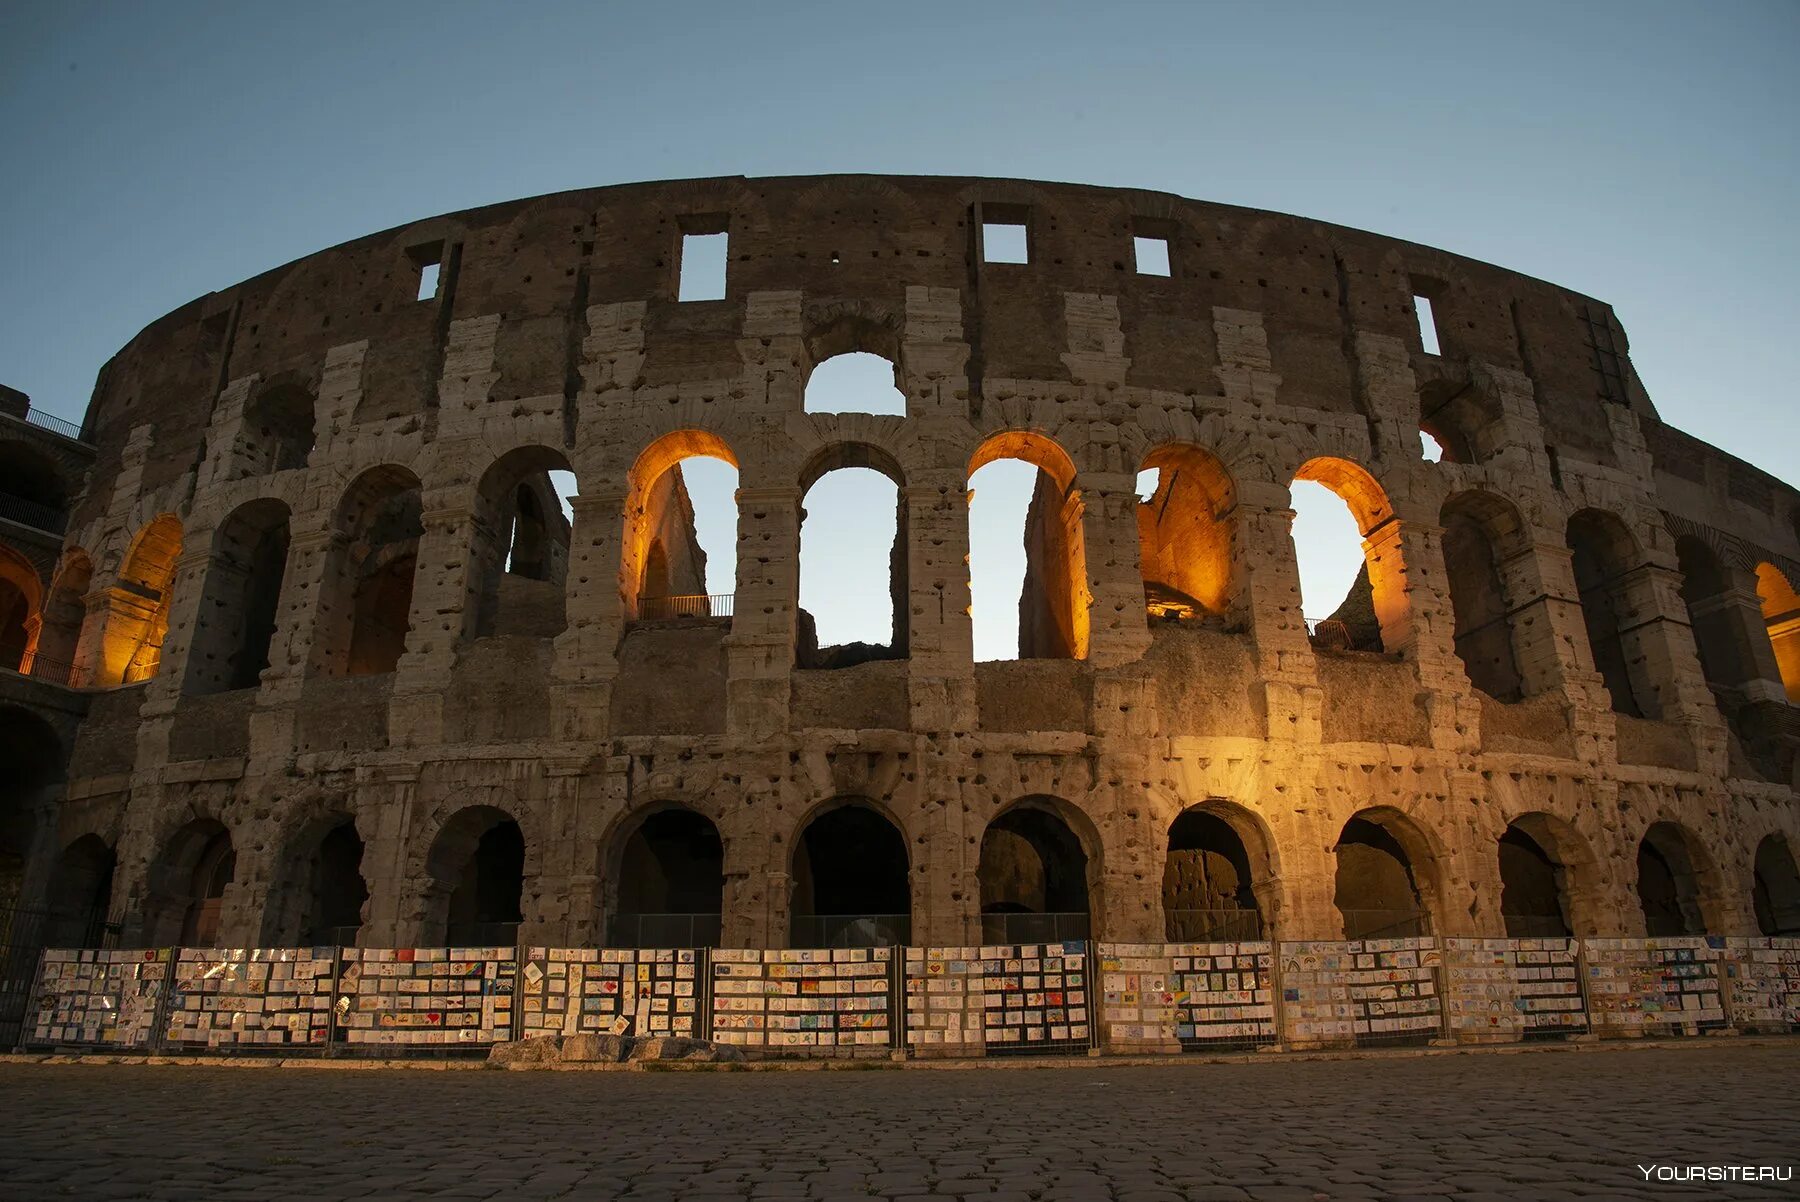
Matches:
[[2, 174, 1798, 1049]]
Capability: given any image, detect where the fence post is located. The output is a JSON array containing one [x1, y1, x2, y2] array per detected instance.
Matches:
[[889, 946, 905, 1055], [146, 949, 179, 1055], [697, 947, 712, 1042], [1431, 938, 1454, 1045], [324, 945, 344, 1058], [14, 947, 47, 1053], [510, 942, 527, 1043], [1084, 940, 1101, 1055], [1714, 941, 1739, 1034], [1573, 938, 1597, 1039], [1268, 937, 1288, 1050]]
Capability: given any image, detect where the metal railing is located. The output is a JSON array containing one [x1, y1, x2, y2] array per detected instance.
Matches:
[[0, 491, 68, 534], [0, 643, 78, 687], [1, 904, 119, 1049], [1164, 908, 1266, 942], [607, 912, 723, 949], [20, 406, 85, 441], [442, 921, 521, 947], [789, 913, 911, 948], [979, 911, 1091, 944], [1339, 910, 1432, 939], [1500, 914, 1576, 938], [635, 593, 734, 621]]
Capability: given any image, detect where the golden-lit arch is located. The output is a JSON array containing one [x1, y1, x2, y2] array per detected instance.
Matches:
[[622, 430, 740, 619], [1139, 443, 1237, 618], [969, 431, 1087, 659], [1755, 562, 1800, 702], [1292, 456, 1402, 653], [107, 514, 183, 684]]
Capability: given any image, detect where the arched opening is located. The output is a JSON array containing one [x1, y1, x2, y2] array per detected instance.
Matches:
[[242, 380, 316, 474], [0, 439, 66, 511], [0, 546, 41, 671], [1675, 537, 1754, 697], [315, 466, 421, 677], [424, 807, 525, 945], [262, 816, 368, 947], [185, 498, 290, 695], [621, 432, 739, 623], [1637, 823, 1707, 937], [968, 433, 1086, 660], [797, 445, 906, 668], [1567, 509, 1656, 718], [470, 448, 575, 638], [1754, 563, 1800, 703], [803, 351, 906, 416], [1334, 812, 1434, 938], [606, 807, 724, 947], [44, 836, 115, 947], [32, 551, 91, 685], [1137, 444, 1236, 625], [0, 706, 63, 914], [113, 514, 183, 684], [1440, 491, 1527, 701], [790, 802, 910, 946], [1163, 807, 1268, 940], [1752, 834, 1800, 936], [1292, 458, 1399, 654], [1498, 824, 1572, 936], [145, 821, 235, 947], [978, 799, 1094, 943]]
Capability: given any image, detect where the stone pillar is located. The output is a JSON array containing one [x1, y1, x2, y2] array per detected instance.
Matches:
[[904, 467, 977, 731], [724, 482, 799, 743], [142, 536, 218, 708], [549, 489, 627, 741], [390, 500, 481, 747], [1077, 469, 1153, 669], [1236, 484, 1321, 741], [357, 774, 418, 947]]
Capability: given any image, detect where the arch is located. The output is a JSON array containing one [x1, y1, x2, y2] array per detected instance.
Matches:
[[185, 498, 291, 695], [1674, 536, 1757, 696], [1139, 443, 1238, 621], [803, 350, 907, 416], [0, 706, 64, 915], [1163, 801, 1276, 940], [0, 438, 67, 509], [603, 804, 725, 947], [421, 805, 525, 945], [1754, 562, 1800, 703], [1636, 822, 1711, 936], [790, 799, 910, 947], [44, 835, 116, 947], [1333, 808, 1440, 938], [968, 432, 1087, 660], [145, 819, 235, 947], [314, 465, 421, 677], [977, 796, 1096, 943], [1566, 508, 1656, 717], [114, 514, 183, 684], [32, 549, 92, 683], [471, 446, 573, 638], [1498, 812, 1603, 936], [0, 544, 42, 671], [797, 444, 907, 666], [261, 812, 368, 946], [1440, 490, 1528, 701], [242, 379, 317, 474], [1752, 834, 1800, 936], [621, 432, 739, 622], [1293, 457, 1400, 653]]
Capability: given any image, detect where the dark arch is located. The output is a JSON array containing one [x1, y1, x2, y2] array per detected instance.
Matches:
[[1164, 806, 1269, 941], [471, 446, 573, 638], [33, 550, 92, 684], [1752, 834, 1800, 936], [1333, 811, 1437, 938], [1637, 822, 1708, 936], [186, 498, 291, 695], [0, 548, 38, 673], [423, 806, 525, 945], [1567, 509, 1656, 717], [606, 806, 725, 947], [261, 813, 368, 947], [320, 465, 422, 676], [978, 798, 1094, 943], [1498, 824, 1572, 936], [1673, 536, 1754, 697], [1440, 490, 1527, 701], [0, 439, 67, 509], [0, 706, 64, 916], [790, 801, 910, 947], [44, 835, 116, 947], [145, 819, 235, 947]]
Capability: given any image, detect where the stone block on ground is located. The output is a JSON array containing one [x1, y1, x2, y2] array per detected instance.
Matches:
[[560, 1033, 633, 1063], [627, 1036, 746, 1063], [487, 1036, 562, 1068]]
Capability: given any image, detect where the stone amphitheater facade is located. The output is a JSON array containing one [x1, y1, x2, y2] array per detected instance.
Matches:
[[4, 173, 1800, 958]]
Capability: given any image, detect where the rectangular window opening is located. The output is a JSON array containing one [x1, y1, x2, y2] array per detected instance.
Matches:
[[415, 262, 440, 303], [982, 221, 1029, 264], [1133, 235, 1171, 277], [1413, 294, 1442, 356], [678, 231, 729, 302]]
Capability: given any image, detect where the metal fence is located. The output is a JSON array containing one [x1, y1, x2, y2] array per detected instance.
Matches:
[[1339, 910, 1432, 939], [0, 643, 79, 687], [789, 914, 911, 948], [19, 406, 85, 440], [1, 904, 118, 1049], [0, 491, 67, 534], [635, 594, 735, 620], [441, 921, 521, 947], [979, 911, 1091, 944], [1164, 908, 1265, 942], [606, 913, 723, 949]]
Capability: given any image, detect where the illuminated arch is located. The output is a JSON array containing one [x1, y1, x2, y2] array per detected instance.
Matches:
[[1754, 562, 1800, 702], [621, 430, 739, 621], [1139, 442, 1237, 619], [969, 431, 1087, 660], [1293, 457, 1401, 654]]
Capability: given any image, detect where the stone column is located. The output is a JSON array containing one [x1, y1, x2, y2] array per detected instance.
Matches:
[[1077, 469, 1152, 670], [904, 467, 977, 731], [1236, 484, 1321, 741], [390, 500, 481, 747], [246, 515, 341, 761], [142, 535, 218, 709], [549, 489, 627, 741], [356, 774, 418, 947], [724, 481, 800, 744]]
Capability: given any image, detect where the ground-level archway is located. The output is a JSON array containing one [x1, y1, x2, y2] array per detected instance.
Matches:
[[1636, 822, 1710, 936], [423, 807, 525, 945], [44, 835, 116, 947], [145, 820, 236, 947], [1163, 804, 1270, 941], [261, 814, 368, 946], [978, 798, 1095, 943], [790, 801, 910, 947], [1334, 810, 1436, 938], [606, 806, 725, 947], [1752, 834, 1800, 936]]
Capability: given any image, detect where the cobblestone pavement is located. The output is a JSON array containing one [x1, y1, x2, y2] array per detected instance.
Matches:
[[1, 1044, 1797, 1200]]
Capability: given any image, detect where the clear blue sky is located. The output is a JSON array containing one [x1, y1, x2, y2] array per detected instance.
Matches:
[[4, 1, 1795, 656]]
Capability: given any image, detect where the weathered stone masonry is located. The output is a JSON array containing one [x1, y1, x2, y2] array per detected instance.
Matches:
[[4, 174, 1800, 962]]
